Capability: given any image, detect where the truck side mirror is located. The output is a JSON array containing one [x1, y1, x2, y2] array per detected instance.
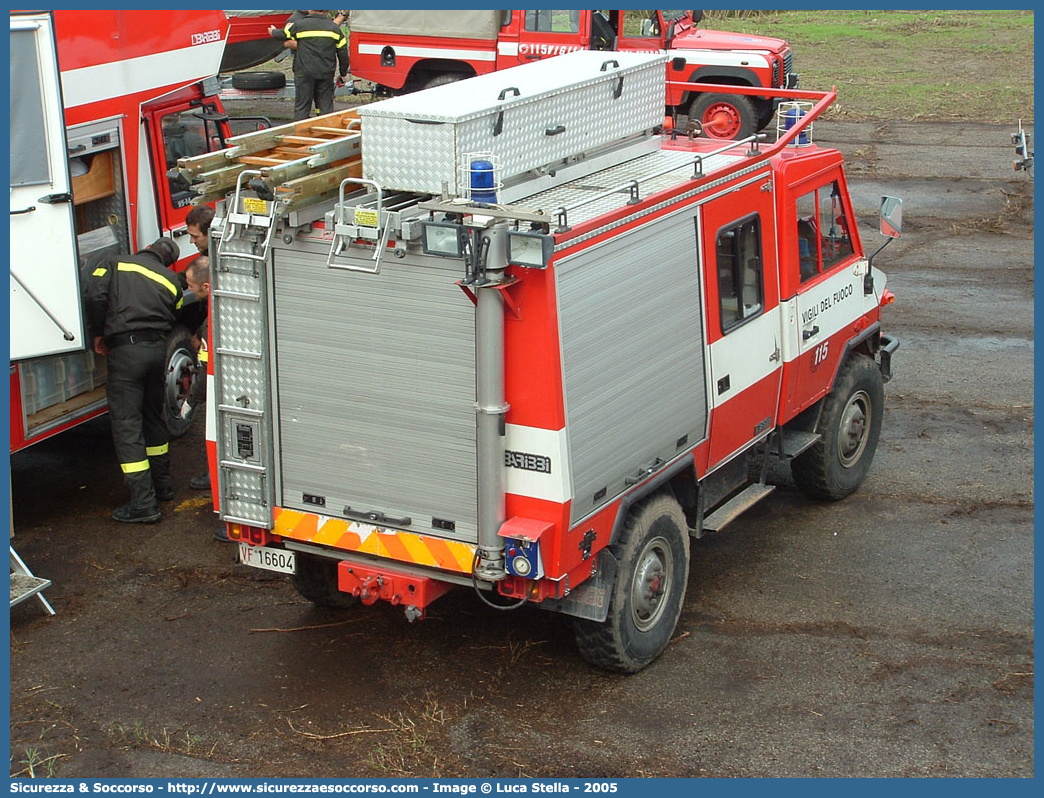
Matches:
[[867, 195, 902, 293], [880, 195, 902, 239], [690, 10, 704, 26]]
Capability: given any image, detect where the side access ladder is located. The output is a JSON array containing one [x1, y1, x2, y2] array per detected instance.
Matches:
[[209, 173, 280, 529]]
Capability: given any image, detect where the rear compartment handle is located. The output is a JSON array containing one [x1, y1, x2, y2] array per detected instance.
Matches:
[[545, 125, 566, 136], [624, 457, 665, 486], [343, 506, 412, 528], [10, 206, 36, 215], [600, 59, 620, 71]]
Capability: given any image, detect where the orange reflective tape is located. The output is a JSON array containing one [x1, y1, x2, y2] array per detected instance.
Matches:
[[273, 507, 475, 573]]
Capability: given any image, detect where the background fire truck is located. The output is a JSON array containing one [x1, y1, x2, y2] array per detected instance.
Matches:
[[180, 50, 899, 672], [349, 9, 797, 139], [8, 10, 284, 455]]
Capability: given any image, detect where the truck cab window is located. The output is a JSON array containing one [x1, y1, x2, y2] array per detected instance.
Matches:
[[796, 180, 854, 282], [524, 9, 580, 33], [716, 215, 764, 332]]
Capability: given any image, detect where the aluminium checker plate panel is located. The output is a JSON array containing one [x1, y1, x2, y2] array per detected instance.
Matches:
[[357, 50, 667, 196]]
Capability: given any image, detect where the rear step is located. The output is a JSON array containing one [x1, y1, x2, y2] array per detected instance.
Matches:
[[702, 483, 776, 533]]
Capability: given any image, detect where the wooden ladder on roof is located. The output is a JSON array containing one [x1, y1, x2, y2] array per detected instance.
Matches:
[[178, 109, 364, 210]]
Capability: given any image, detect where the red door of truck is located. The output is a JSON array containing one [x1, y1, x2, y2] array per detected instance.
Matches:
[[701, 172, 783, 468], [144, 95, 255, 265], [779, 169, 864, 418]]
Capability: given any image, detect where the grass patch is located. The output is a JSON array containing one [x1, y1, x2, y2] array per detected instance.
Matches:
[[12, 748, 66, 778], [108, 722, 211, 757]]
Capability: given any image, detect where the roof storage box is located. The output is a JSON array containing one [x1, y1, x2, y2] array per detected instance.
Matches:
[[357, 50, 667, 196]]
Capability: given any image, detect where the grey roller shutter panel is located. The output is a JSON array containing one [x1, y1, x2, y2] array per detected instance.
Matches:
[[273, 246, 478, 542]]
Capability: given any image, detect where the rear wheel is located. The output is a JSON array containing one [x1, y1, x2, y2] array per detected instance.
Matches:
[[292, 553, 359, 609], [573, 494, 690, 673], [164, 325, 198, 438], [690, 93, 757, 140], [792, 354, 885, 501], [421, 73, 465, 91]]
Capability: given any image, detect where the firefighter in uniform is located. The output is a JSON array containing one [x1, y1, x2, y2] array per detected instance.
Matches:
[[269, 10, 349, 121], [85, 237, 184, 523]]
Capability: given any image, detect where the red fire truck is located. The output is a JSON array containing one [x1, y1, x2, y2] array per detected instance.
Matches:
[[349, 9, 797, 139], [8, 10, 280, 454], [186, 51, 898, 672]]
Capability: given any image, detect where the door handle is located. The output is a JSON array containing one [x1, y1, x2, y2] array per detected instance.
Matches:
[[802, 325, 820, 341]]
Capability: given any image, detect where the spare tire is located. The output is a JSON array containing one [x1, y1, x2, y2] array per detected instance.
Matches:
[[164, 324, 200, 438], [231, 71, 286, 91]]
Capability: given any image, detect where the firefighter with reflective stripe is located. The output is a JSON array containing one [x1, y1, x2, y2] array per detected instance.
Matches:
[[84, 237, 184, 523], [269, 10, 349, 120]]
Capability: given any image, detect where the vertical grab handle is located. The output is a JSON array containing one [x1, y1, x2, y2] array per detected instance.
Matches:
[[493, 87, 520, 137], [600, 60, 624, 99]]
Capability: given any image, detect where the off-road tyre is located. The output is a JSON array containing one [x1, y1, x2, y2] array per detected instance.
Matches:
[[690, 92, 757, 140], [164, 325, 198, 438], [291, 553, 359, 610], [792, 354, 885, 501], [231, 71, 286, 91], [754, 98, 776, 132], [573, 493, 690, 673]]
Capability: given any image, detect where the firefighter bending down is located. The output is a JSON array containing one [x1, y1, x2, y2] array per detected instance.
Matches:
[[84, 237, 184, 523]]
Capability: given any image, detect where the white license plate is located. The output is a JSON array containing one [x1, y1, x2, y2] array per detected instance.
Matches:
[[238, 543, 296, 574]]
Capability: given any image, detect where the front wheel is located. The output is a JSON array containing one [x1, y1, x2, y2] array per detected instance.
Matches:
[[164, 325, 199, 438], [573, 494, 690, 673], [689, 93, 757, 140], [792, 354, 885, 501]]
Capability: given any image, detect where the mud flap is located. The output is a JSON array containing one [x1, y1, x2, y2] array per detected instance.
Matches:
[[541, 548, 618, 622], [878, 334, 899, 383]]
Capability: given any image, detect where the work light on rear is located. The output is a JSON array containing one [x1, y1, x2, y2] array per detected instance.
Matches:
[[507, 231, 553, 269], [422, 222, 464, 258]]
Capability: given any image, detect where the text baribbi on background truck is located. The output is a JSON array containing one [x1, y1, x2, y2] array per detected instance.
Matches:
[[180, 50, 900, 672], [349, 9, 797, 140], [8, 10, 282, 455]]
